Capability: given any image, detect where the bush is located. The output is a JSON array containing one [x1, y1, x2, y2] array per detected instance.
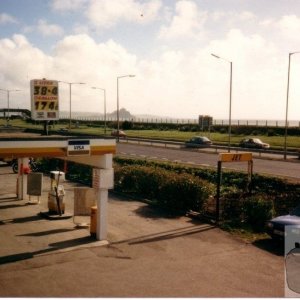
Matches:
[[243, 195, 274, 232], [115, 164, 214, 214]]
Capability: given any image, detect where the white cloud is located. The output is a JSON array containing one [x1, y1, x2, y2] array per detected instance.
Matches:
[[277, 15, 300, 39], [158, 0, 207, 39], [51, 0, 88, 11], [86, 0, 162, 29], [0, 28, 300, 120], [0, 13, 18, 24], [0, 35, 52, 108], [37, 19, 64, 36]]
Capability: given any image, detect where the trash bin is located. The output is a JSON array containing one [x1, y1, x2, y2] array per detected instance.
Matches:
[[73, 187, 96, 227], [90, 206, 97, 237]]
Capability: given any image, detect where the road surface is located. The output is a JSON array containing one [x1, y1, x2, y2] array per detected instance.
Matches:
[[117, 143, 300, 180]]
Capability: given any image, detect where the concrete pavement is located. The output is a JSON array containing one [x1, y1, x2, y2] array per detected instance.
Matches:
[[0, 164, 284, 297]]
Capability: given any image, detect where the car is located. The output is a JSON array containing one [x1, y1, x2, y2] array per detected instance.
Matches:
[[239, 138, 270, 149], [185, 136, 212, 148], [266, 205, 300, 240], [111, 130, 127, 138]]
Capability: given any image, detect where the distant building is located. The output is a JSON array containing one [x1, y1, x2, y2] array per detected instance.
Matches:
[[198, 115, 213, 130]]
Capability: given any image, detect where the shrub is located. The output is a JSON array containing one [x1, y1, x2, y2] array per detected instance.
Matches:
[[115, 164, 214, 214], [243, 195, 274, 232]]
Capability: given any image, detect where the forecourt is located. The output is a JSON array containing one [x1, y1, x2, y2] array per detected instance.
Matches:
[[0, 136, 116, 241]]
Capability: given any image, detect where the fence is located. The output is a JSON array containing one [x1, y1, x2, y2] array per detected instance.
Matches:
[[59, 114, 300, 128]]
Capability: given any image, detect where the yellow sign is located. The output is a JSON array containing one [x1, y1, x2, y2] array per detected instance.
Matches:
[[30, 79, 59, 120], [219, 152, 252, 162]]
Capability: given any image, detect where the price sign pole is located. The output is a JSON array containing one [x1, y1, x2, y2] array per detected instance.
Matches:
[[30, 79, 59, 135], [216, 152, 253, 224]]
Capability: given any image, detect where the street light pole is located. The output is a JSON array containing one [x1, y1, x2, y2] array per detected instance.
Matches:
[[92, 87, 107, 134], [211, 54, 233, 152], [59, 81, 85, 129], [284, 52, 300, 160], [0, 88, 21, 126], [117, 75, 135, 142]]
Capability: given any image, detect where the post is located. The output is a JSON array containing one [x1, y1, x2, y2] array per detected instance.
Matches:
[[284, 53, 292, 160], [104, 89, 107, 134], [117, 78, 120, 142], [7, 90, 10, 126], [96, 189, 108, 240], [247, 160, 253, 194], [216, 161, 222, 224], [228, 61, 232, 153], [69, 83, 72, 130]]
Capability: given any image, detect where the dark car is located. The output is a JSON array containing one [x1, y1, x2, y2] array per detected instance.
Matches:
[[111, 130, 126, 138], [266, 205, 300, 240], [185, 136, 212, 148], [239, 138, 270, 149]]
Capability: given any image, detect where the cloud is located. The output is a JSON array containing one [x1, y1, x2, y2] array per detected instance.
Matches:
[[37, 19, 64, 36], [86, 0, 162, 29], [0, 34, 52, 108], [277, 15, 300, 39], [0, 13, 18, 24], [50, 0, 88, 11], [158, 0, 207, 40], [0, 28, 299, 120]]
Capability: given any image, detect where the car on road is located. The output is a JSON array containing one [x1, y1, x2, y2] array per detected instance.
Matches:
[[111, 130, 127, 138], [185, 136, 212, 148], [266, 204, 300, 240], [239, 138, 270, 149]]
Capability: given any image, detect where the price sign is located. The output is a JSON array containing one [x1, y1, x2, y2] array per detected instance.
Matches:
[[219, 152, 252, 162], [30, 79, 59, 120]]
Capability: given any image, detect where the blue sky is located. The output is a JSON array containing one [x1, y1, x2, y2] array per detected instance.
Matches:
[[1, 0, 300, 120]]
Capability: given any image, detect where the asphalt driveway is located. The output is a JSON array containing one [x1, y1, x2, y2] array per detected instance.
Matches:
[[0, 164, 284, 297]]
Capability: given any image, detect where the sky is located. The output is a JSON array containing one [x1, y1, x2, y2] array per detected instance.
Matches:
[[1, 0, 300, 120]]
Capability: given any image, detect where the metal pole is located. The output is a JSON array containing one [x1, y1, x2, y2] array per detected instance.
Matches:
[[69, 83, 72, 130], [284, 53, 292, 160], [7, 90, 10, 126], [117, 77, 120, 142], [104, 89, 107, 134], [216, 161, 222, 224], [228, 61, 232, 153]]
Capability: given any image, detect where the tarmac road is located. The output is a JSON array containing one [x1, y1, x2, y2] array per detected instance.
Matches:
[[117, 143, 300, 180], [0, 165, 284, 297]]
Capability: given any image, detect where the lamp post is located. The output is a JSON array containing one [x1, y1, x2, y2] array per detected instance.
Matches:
[[0, 88, 21, 126], [117, 75, 135, 142], [92, 86, 107, 134], [284, 52, 300, 160], [211, 53, 233, 152], [59, 81, 85, 129]]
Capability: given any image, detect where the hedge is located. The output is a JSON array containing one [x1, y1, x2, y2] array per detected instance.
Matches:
[[115, 164, 214, 214], [36, 157, 300, 231]]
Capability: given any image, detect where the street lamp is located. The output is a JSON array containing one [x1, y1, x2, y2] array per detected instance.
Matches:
[[0, 88, 21, 126], [284, 52, 300, 160], [211, 53, 233, 152], [91, 86, 107, 134], [59, 81, 85, 129], [117, 75, 135, 142]]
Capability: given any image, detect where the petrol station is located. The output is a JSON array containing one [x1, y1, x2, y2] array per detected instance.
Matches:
[[0, 78, 116, 241]]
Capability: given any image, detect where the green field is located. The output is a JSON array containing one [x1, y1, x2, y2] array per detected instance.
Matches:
[[1, 119, 300, 150]]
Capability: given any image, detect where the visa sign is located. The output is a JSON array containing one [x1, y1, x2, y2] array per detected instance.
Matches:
[[67, 140, 90, 156]]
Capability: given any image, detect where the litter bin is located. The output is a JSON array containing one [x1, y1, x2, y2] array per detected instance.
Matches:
[[90, 206, 97, 237]]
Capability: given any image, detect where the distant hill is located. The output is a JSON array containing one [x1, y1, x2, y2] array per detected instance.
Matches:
[[107, 108, 133, 119]]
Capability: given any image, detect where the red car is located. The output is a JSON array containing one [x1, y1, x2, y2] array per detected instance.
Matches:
[[111, 130, 127, 138]]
